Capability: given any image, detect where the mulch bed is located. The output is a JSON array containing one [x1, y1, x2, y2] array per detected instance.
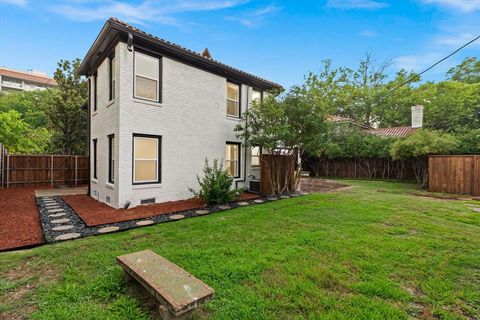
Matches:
[[0, 187, 45, 251], [62, 193, 260, 227]]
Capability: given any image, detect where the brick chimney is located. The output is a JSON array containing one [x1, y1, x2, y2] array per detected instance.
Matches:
[[411, 105, 424, 128]]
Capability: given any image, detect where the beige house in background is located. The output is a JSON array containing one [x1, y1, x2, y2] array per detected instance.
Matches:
[[0, 67, 57, 92]]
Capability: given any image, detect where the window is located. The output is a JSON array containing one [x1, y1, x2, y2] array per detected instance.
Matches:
[[92, 139, 97, 179], [108, 135, 115, 184], [252, 89, 262, 103], [225, 142, 240, 178], [109, 55, 115, 101], [251, 146, 260, 167], [133, 134, 161, 184], [226, 82, 240, 117], [93, 73, 97, 112], [134, 51, 160, 101]]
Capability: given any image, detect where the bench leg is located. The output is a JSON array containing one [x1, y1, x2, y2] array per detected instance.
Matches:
[[158, 305, 191, 320], [124, 272, 135, 285]]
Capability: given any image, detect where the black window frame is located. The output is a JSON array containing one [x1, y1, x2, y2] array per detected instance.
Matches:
[[132, 133, 162, 185], [108, 134, 115, 184], [92, 139, 97, 179], [225, 141, 241, 178], [226, 81, 241, 118], [133, 48, 163, 103]]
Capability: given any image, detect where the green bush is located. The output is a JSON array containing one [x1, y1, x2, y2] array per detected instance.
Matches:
[[189, 158, 242, 205]]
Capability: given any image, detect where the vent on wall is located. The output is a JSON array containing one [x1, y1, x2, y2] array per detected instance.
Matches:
[[106, 196, 111, 203], [141, 198, 156, 204]]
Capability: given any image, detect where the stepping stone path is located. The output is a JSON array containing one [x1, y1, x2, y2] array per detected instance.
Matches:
[[196, 210, 210, 215], [170, 214, 185, 220], [48, 212, 67, 218], [98, 226, 119, 233], [237, 202, 249, 206], [52, 225, 74, 231], [254, 199, 265, 204], [218, 205, 230, 210], [51, 218, 71, 224], [136, 220, 154, 226], [55, 233, 81, 241]]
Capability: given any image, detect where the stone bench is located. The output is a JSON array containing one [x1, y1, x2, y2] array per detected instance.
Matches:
[[117, 249, 214, 320]]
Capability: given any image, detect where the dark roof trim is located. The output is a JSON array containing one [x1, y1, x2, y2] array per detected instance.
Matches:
[[79, 18, 282, 91]]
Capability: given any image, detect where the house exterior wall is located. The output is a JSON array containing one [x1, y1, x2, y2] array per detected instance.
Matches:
[[90, 41, 260, 208]]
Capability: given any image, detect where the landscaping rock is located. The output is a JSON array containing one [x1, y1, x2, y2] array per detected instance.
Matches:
[[136, 220, 154, 226], [51, 218, 71, 224], [55, 233, 80, 241], [218, 205, 230, 210], [267, 197, 278, 201], [98, 226, 119, 233], [170, 214, 185, 220], [280, 196, 290, 199], [195, 210, 210, 215], [52, 225, 74, 231]]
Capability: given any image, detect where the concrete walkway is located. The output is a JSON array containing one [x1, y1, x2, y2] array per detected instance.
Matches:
[[35, 186, 87, 198]]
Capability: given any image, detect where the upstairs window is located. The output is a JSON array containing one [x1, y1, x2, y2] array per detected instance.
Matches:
[[134, 51, 160, 102], [109, 55, 116, 101], [226, 82, 240, 117], [225, 142, 240, 178], [252, 89, 262, 103], [251, 146, 260, 167]]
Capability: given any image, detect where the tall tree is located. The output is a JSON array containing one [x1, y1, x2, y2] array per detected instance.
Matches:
[[447, 57, 480, 83], [44, 59, 88, 154]]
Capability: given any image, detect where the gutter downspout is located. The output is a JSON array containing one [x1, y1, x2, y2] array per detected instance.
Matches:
[[235, 86, 249, 190]]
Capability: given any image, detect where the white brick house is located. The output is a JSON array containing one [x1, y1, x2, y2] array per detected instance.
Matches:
[[78, 18, 281, 209]]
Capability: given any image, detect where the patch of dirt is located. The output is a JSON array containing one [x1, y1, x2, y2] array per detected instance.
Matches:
[[62, 193, 260, 227], [299, 178, 349, 193], [0, 187, 45, 251], [410, 192, 469, 201]]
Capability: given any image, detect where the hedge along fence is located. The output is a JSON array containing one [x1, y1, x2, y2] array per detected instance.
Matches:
[[304, 157, 417, 181]]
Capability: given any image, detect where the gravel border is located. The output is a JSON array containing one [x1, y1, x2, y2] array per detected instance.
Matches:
[[37, 193, 305, 243]]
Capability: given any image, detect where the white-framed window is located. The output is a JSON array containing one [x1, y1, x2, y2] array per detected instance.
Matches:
[[252, 89, 262, 103], [134, 51, 160, 102], [133, 134, 161, 184], [226, 82, 240, 117], [225, 142, 240, 178], [251, 146, 260, 167]]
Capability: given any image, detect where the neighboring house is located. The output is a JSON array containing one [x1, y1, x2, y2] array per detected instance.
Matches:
[[78, 18, 281, 209], [0, 67, 57, 92]]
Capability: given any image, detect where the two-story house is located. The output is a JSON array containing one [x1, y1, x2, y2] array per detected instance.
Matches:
[[78, 18, 281, 209]]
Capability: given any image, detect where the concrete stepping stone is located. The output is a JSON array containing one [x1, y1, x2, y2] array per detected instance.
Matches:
[[291, 194, 300, 197], [472, 208, 480, 213], [136, 220, 154, 226], [55, 233, 80, 241], [254, 199, 265, 204], [280, 196, 290, 199], [169, 214, 185, 220], [48, 212, 67, 218], [47, 208, 64, 213], [52, 225, 74, 231], [267, 197, 278, 201], [43, 201, 57, 204], [51, 218, 71, 224], [98, 226, 119, 233], [237, 201, 249, 206], [218, 205, 230, 210], [196, 210, 210, 215]]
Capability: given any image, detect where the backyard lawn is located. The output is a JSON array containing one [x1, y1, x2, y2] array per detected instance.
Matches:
[[1, 180, 479, 319]]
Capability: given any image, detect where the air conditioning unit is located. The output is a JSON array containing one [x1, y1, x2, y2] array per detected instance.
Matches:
[[249, 179, 260, 193]]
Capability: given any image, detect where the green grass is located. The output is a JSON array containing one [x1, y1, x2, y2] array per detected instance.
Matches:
[[1, 180, 479, 319]]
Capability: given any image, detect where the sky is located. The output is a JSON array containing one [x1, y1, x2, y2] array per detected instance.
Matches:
[[0, 0, 479, 89]]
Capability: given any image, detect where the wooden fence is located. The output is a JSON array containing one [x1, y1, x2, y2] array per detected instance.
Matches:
[[304, 157, 417, 181], [0, 149, 88, 188], [429, 155, 480, 196], [260, 154, 295, 195]]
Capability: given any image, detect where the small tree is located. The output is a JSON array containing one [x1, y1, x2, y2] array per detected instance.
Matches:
[[189, 158, 241, 205], [390, 129, 458, 188]]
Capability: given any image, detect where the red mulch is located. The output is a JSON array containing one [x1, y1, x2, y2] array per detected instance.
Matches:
[[62, 193, 260, 227], [0, 187, 44, 251]]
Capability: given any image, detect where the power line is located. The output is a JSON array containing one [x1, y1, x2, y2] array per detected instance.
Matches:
[[378, 34, 480, 101]]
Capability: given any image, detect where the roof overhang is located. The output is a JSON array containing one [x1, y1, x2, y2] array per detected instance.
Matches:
[[78, 19, 282, 91]]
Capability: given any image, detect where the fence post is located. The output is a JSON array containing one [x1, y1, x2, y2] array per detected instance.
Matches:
[[6, 154, 9, 188], [74, 156, 78, 186], [51, 155, 54, 187]]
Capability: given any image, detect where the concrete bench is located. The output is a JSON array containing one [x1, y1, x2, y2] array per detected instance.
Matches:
[[117, 249, 215, 320]]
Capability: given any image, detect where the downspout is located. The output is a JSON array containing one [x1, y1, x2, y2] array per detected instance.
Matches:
[[235, 86, 249, 189]]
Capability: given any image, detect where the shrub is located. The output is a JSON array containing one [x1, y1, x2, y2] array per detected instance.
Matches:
[[189, 158, 242, 205]]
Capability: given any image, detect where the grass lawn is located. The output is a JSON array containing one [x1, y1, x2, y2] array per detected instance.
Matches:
[[1, 180, 479, 319]]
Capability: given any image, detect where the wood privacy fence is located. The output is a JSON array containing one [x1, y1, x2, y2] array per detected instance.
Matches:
[[429, 155, 480, 196], [304, 157, 417, 181], [0, 148, 88, 188], [260, 154, 295, 195]]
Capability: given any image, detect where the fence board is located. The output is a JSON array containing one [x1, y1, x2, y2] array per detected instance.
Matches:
[[428, 155, 479, 196]]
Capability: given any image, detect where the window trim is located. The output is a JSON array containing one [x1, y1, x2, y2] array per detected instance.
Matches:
[[109, 53, 115, 102], [251, 146, 261, 168], [92, 139, 97, 179], [225, 141, 241, 178], [108, 134, 115, 184], [226, 81, 241, 118], [93, 73, 97, 112], [132, 133, 162, 185], [133, 48, 162, 103]]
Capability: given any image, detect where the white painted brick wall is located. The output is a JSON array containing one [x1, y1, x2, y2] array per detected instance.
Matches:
[[91, 41, 261, 208]]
